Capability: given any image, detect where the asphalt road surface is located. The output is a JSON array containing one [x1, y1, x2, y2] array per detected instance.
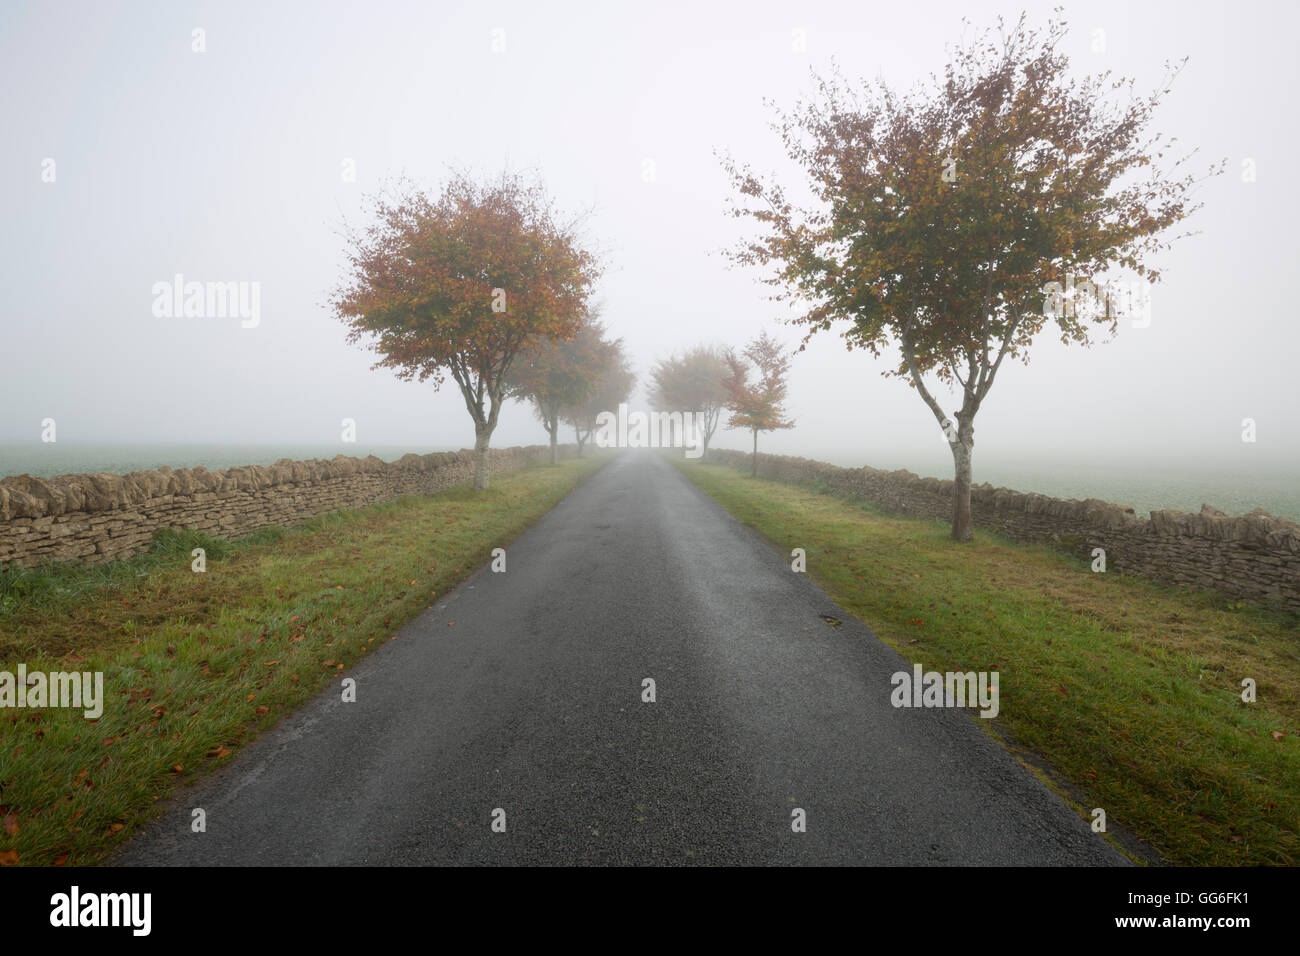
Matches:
[[117, 450, 1128, 866]]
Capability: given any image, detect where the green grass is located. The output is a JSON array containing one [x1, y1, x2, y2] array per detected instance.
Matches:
[[677, 459, 1300, 867], [0, 457, 605, 866]]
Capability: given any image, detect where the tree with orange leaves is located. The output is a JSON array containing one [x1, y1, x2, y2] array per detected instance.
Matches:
[[333, 171, 601, 490], [723, 14, 1219, 539], [507, 310, 621, 465], [724, 331, 794, 477]]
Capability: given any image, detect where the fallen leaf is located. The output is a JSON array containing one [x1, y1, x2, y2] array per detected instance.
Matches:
[[2, 814, 18, 836], [254, 706, 269, 716], [0, 849, 18, 866], [171, 765, 183, 774], [52, 853, 68, 866], [1272, 731, 1286, 741]]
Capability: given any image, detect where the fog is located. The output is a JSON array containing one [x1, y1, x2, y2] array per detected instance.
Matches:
[[2, 0, 1296, 482]]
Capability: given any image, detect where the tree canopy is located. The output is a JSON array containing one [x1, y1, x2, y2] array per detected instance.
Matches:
[[332, 170, 601, 488], [508, 311, 622, 463], [564, 337, 636, 456], [724, 331, 795, 475], [723, 13, 1218, 536], [648, 345, 730, 458]]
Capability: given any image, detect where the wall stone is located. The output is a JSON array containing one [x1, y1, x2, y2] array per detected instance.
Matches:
[[707, 449, 1300, 614], [0, 445, 573, 569]]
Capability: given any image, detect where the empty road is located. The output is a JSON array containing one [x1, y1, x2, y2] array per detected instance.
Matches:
[[117, 451, 1127, 866]]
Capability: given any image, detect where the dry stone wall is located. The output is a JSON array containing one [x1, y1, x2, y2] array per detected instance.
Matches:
[[0, 445, 572, 569], [708, 449, 1300, 614]]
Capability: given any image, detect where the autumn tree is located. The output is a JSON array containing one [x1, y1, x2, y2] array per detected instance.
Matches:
[[724, 331, 794, 477], [563, 335, 635, 456], [333, 171, 600, 490], [508, 311, 617, 465], [723, 14, 1218, 539], [648, 345, 730, 460]]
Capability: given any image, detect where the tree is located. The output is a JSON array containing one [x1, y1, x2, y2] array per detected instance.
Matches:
[[724, 331, 794, 477], [722, 14, 1219, 539], [508, 311, 613, 465], [564, 335, 635, 456], [332, 171, 601, 490], [648, 345, 730, 460]]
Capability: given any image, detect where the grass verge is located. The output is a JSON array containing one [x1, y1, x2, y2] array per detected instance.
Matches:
[[0, 456, 605, 866], [676, 459, 1299, 866]]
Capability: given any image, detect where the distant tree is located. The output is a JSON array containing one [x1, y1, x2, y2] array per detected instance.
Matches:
[[724, 331, 794, 476], [332, 171, 601, 490], [648, 345, 730, 459], [564, 334, 635, 455], [722, 14, 1218, 538], [508, 311, 614, 465]]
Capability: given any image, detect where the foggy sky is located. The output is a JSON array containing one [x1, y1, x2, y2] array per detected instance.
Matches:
[[2, 0, 1296, 474]]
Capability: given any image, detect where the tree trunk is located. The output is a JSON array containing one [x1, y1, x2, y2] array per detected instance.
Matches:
[[949, 417, 974, 542], [473, 424, 492, 491], [549, 429, 558, 465], [899, 327, 984, 543], [751, 428, 758, 477], [575, 426, 587, 457], [703, 407, 719, 464]]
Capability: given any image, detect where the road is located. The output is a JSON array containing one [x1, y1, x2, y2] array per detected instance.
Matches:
[[116, 450, 1127, 866]]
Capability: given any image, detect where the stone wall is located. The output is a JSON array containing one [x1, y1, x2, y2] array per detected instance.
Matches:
[[707, 449, 1300, 614], [0, 445, 573, 569]]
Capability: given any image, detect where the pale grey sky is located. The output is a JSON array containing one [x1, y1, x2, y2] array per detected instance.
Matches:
[[2, 0, 1295, 475]]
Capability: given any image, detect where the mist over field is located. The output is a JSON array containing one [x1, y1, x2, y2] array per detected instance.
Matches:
[[2, 0, 1295, 514]]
